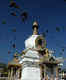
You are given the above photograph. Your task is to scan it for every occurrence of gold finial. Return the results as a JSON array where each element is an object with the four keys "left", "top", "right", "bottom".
[
  {"left": 33, "top": 21, "right": 38, "bottom": 27},
  {"left": 32, "top": 21, "right": 39, "bottom": 35}
]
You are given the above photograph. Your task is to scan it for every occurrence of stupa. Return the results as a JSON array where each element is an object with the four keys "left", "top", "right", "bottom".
[
  {"left": 8, "top": 21, "right": 64, "bottom": 80},
  {"left": 19, "top": 21, "right": 63, "bottom": 80}
]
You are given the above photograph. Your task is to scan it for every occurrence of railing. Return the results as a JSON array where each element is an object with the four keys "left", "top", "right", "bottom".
[{"left": 0, "top": 77, "right": 8, "bottom": 80}]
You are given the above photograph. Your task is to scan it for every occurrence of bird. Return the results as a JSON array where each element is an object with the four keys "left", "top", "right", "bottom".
[
  {"left": 20, "top": 11, "right": 28, "bottom": 22},
  {"left": 64, "top": 0, "right": 66, "bottom": 2},
  {"left": 56, "top": 27, "right": 60, "bottom": 32},
  {"left": 12, "top": 44, "right": 16, "bottom": 48},
  {"left": 42, "top": 32, "right": 46, "bottom": 37},
  {"left": 45, "top": 29, "right": 48, "bottom": 33},
  {"left": 9, "top": 1, "right": 20, "bottom": 9},
  {"left": 62, "top": 48, "right": 64, "bottom": 52},
  {"left": 11, "top": 28, "right": 16, "bottom": 32},
  {"left": 10, "top": 12, "right": 17, "bottom": 16},
  {"left": 9, "top": 1, "right": 16, "bottom": 8},
  {"left": 8, "top": 50, "right": 11, "bottom": 54}
]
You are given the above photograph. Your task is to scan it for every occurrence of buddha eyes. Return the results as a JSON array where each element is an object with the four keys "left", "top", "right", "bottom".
[{"left": 38, "top": 39, "right": 42, "bottom": 46}]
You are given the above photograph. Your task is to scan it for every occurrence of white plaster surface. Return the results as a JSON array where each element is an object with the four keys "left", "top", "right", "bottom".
[
  {"left": 25, "top": 50, "right": 39, "bottom": 58},
  {"left": 19, "top": 50, "right": 40, "bottom": 64},
  {"left": 21, "top": 67, "right": 41, "bottom": 80},
  {"left": 25, "top": 35, "right": 39, "bottom": 49}
]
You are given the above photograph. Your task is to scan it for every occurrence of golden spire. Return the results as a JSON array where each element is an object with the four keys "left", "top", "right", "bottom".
[{"left": 32, "top": 21, "right": 39, "bottom": 35}]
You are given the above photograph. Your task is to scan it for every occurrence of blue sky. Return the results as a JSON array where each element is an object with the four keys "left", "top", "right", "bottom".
[{"left": 0, "top": 0, "right": 66, "bottom": 68}]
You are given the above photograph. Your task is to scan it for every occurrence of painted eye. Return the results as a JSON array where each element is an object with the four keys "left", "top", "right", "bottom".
[{"left": 38, "top": 39, "right": 42, "bottom": 46}]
